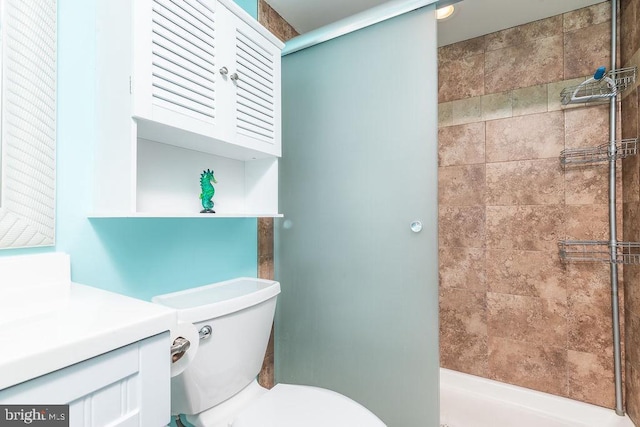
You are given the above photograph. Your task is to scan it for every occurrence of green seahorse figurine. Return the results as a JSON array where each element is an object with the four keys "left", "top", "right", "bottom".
[{"left": 199, "top": 169, "right": 218, "bottom": 213}]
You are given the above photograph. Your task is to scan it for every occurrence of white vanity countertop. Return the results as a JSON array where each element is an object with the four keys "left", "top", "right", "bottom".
[{"left": 0, "top": 282, "right": 175, "bottom": 390}]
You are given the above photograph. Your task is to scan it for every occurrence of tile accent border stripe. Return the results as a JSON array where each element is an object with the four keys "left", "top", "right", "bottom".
[{"left": 438, "top": 77, "right": 599, "bottom": 128}]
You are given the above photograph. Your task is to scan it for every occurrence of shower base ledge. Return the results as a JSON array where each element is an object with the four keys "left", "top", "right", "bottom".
[{"left": 440, "top": 368, "right": 635, "bottom": 427}]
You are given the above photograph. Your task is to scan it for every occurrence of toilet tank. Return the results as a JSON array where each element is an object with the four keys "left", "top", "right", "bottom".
[{"left": 152, "top": 278, "right": 280, "bottom": 415}]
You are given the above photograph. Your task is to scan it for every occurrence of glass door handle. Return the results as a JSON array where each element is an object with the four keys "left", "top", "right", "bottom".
[{"left": 410, "top": 221, "right": 423, "bottom": 233}]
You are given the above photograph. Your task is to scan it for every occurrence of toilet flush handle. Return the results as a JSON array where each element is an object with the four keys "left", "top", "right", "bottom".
[{"left": 199, "top": 325, "right": 212, "bottom": 340}]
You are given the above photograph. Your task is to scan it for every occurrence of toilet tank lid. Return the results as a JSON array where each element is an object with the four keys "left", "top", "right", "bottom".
[
  {"left": 232, "top": 384, "right": 386, "bottom": 427},
  {"left": 151, "top": 278, "right": 280, "bottom": 323}
]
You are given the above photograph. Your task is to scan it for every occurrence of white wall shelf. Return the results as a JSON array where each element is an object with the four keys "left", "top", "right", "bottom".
[{"left": 88, "top": 212, "right": 283, "bottom": 218}]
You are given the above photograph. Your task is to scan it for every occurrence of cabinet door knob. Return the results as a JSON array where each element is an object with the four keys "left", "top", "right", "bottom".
[
  {"left": 219, "top": 66, "right": 228, "bottom": 75},
  {"left": 230, "top": 72, "right": 240, "bottom": 81}
]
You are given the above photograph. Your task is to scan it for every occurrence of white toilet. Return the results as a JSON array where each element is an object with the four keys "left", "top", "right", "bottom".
[{"left": 152, "top": 278, "right": 385, "bottom": 427}]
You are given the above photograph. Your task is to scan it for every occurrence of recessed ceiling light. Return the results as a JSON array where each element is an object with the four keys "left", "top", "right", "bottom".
[{"left": 436, "top": 5, "right": 455, "bottom": 20}]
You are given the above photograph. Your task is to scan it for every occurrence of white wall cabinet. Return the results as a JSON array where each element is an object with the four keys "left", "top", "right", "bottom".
[
  {"left": 0, "top": 333, "right": 170, "bottom": 427},
  {"left": 94, "top": 0, "right": 283, "bottom": 217}
]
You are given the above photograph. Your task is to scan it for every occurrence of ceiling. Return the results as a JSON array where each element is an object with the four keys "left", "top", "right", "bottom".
[{"left": 265, "top": 0, "right": 607, "bottom": 47}]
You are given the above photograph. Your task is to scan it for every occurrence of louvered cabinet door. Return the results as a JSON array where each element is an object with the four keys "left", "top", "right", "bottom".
[
  {"left": 232, "top": 18, "right": 281, "bottom": 157},
  {"left": 134, "top": 0, "right": 222, "bottom": 139}
]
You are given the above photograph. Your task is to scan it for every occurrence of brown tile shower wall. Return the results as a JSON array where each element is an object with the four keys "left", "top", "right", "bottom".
[
  {"left": 438, "top": 2, "right": 625, "bottom": 408},
  {"left": 621, "top": 0, "right": 640, "bottom": 423},
  {"left": 258, "top": 217, "right": 276, "bottom": 388},
  {"left": 257, "top": 1, "right": 298, "bottom": 389},
  {"left": 258, "top": 0, "right": 299, "bottom": 43}
]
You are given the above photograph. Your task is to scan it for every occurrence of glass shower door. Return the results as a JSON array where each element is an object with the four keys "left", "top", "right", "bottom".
[{"left": 275, "top": 5, "right": 439, "bottom": 426}]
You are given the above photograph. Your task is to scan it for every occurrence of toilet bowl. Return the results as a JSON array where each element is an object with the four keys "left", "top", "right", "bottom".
[{"left": 152, "top": 278, "right": 385, "bottom": 427}]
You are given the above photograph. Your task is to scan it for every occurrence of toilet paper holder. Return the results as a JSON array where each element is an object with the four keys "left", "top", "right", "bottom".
[
  {"left": 171, "top": 337, "right": 191, "bottom": 363},
  {"left": 171, "top": 325, "right": 213, "bottom": 363}
]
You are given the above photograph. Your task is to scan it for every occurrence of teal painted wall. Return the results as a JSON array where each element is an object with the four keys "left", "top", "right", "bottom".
[
  {"left": 0, "top": 0, "right": 260, "bottom": 301},
  {"left": 233, "top": 0, "right": 258, "bottom": 18}
]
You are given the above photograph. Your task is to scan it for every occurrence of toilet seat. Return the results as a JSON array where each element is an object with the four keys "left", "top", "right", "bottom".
[{"left": 232, "top": 384, "right": 386, "bottom": 427}]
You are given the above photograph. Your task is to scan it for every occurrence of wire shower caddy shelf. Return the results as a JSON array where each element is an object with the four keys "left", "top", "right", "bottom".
[
  {"left": 559, "top": 240, "right": 640, "bottom": 264},
  {"left": 558, "top": 66, "right": 640, "bottom": 266},
  {"left": 560, "top": 67, "right": 637, "bottom": 105},
  {"left": 560, "top": 138, "right": 639, "bottom": 165}
]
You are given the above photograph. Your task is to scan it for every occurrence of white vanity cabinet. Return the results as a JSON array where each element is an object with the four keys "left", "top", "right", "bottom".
[
  {"left": 0, "top": 333, "right": 170, "bottom": 427},
  {"left": 94, "top": 0, "right": 284, "bottom": 217},
  {"left": 0, "top": 254, "right": 176, "bottom": 426}
]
